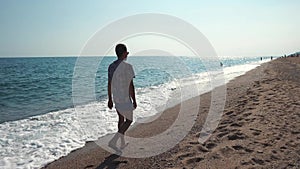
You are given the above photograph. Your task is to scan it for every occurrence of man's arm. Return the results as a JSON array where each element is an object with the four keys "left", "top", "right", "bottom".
[
  {"left": 129, "top": 80, "right": 137, "bottom": 109},
  {"left": 108, "top": 80, "right": 113, "bottom": 109}
]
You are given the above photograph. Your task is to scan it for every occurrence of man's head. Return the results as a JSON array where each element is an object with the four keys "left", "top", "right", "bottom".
[{"left": 115, "top": 44, "right": 128, "bottom": 60}]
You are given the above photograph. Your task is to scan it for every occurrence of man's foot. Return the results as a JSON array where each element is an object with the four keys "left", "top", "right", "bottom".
[
  {"left": 108, "top": 139, "right": 117, "bottom": 148},
  {"left": 108, "top": 133, "right": 120, "bottom": 151},
  {"left": 108, "top": 140, "right": 122, "bottom": 153},
  {"left": 119, "top": 134, "right": 128, "bottom": 149}
]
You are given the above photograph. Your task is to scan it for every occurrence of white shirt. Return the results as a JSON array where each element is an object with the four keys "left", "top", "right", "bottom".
[{"left": 109, "top": 60, "right": 135, "bottom": 111}]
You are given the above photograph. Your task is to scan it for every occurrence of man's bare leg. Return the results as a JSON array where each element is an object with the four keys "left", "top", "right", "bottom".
[
  {"left": 119, "top": 118, "right": 132, "bottom": 148},
  {"left": 117, "top": 111, "right": 125, "bottom": 131},
  {"left": 109, "top": 111, "right": 125, "bottom": 149},
  {"left": 109, "top": 111, "right": 132, "bottom": 149},
  {"left": 118, "top": 119, "right": 132, "bottom": 134}
]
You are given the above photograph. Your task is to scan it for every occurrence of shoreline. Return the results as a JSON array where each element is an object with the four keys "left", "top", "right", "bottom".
[{"left": 43, "top": 57, "right": 300, "bottom": 169}]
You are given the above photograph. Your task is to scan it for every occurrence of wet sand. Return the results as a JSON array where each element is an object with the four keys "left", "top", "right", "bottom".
[{"left": 43, "top": 57, "right": 300, "bottom": 169}]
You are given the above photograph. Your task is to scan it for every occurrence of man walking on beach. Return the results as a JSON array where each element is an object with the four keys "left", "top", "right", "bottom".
[{"left": 107, "top": 44, "right": 137, "bottom": 150}]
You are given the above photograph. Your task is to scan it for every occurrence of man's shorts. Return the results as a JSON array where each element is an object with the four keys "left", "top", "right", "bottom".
[
  {"left": 115, "top": 102, "right": 134, "bottom": 121},
  {"left": 116, "top": 109, "right": 133, "bottom": 121}
]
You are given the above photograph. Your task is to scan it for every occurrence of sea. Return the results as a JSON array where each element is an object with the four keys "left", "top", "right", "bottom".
[{"left": 0, "top": 56, "right": 270, "bottom": 168}]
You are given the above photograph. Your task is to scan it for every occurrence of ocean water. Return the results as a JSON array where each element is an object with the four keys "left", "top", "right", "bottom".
[{"left": 0, "top": 56, "right": 269, "bottom": 168}]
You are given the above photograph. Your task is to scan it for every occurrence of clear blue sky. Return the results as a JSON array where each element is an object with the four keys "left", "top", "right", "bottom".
[{"left": 0, "top": 0, "right": 299, "bottom": 57}]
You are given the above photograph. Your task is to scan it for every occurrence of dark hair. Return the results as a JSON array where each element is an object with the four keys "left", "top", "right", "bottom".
[{"left": 115, "top": 44, "right": 127, "bottom": 58}]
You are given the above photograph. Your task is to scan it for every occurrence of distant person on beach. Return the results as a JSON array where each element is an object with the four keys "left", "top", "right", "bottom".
[{"left": 107, "top": 44, "right": 137, "bottom": 150}]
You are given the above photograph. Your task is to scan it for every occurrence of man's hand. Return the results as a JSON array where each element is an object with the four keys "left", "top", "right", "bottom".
[
  {"left": 133, "top": 101, "right": 137, "bottom": 109},
  {"left": 108, "top": 99, "right": 113, "bottom": 109}
]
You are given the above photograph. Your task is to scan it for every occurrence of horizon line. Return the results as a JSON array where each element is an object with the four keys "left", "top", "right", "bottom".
[{"left": 0, "top": 54, "right": 285, "bottom": 59}]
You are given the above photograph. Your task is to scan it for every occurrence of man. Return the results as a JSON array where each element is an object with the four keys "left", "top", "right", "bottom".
[{"left": 107, "top": 44, "right": 137, "bottom": 149}]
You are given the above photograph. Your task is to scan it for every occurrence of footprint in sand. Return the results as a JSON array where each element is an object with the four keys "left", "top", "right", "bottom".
[
  {"left": 204, "top": 142, "right": 217, "bottom": 149},
  {"left": 220, "top": 119, "right": 234, "bottom": 126},
  {"left": 176, "top": 153, "right": 195, "bottom": 160},
  {"left": 240, "top": 160, "right": 254, "bottom": 166},
  {"left": 217, "top": 125, "right": 228, "bottom": 130},
  {"left": 270, "top": 154, "right": 280, "bottom": 161},
  {"left": 177, "top": 153, "right": 204, "bottom": 165},
  {"left": 227, "top": 132, "right": 247, "bottom": 140},
  {"left": 250, "top": 128, "right": 262, "bottom": 136},
  {"left": 220, "top": 146, "right": 234, "bottom": 157},
  {"left": 225, "top": 111, "right": 234, "bottom": 116},
  {"left": 242, "top": 112, "right": 252, "bottom": 117},
  {"left": 217, "top": 131, "right": 229, "bottom": 138},
  {"left": 182, "top": 157, "right": 204, "bottom": 165},
  {"left": 261, "top": 142, "right": 272, "bottom": 148},
  {"left": 252, "top": 157, "right": 265, "bottom": 165},
  {"left": 230, "top": 122, "right": 244, "bottom": 127},
  {"left": 245, "top": 117, "right": 256, "bottom": 122},
  {"left": 197, "top": 145, "right": 209, "bottom": 153},
  {"left": 232, "top": 145, "right": 254, "bottom": 153},
  {"left": 188, "top": 141, "right": 199, "bottom": 145}
]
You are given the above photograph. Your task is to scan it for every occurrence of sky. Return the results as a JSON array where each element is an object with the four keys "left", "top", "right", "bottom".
[{"left": 0, "top": 0, "right": 299, "bottom": 57}]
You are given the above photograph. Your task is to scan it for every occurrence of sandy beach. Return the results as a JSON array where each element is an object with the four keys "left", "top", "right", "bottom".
[{"left": 43, "top": 57, "right": 300, "bottom": 169}]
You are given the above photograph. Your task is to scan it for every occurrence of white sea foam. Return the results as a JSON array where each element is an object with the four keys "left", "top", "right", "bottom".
[{"left": 0, "top": 60, "right": 267, "bottom": 169}]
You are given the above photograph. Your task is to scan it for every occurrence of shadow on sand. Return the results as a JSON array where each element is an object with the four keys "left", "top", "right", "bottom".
[{"left": 94, "top": 154, "right": 128, "bottom": 169}]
